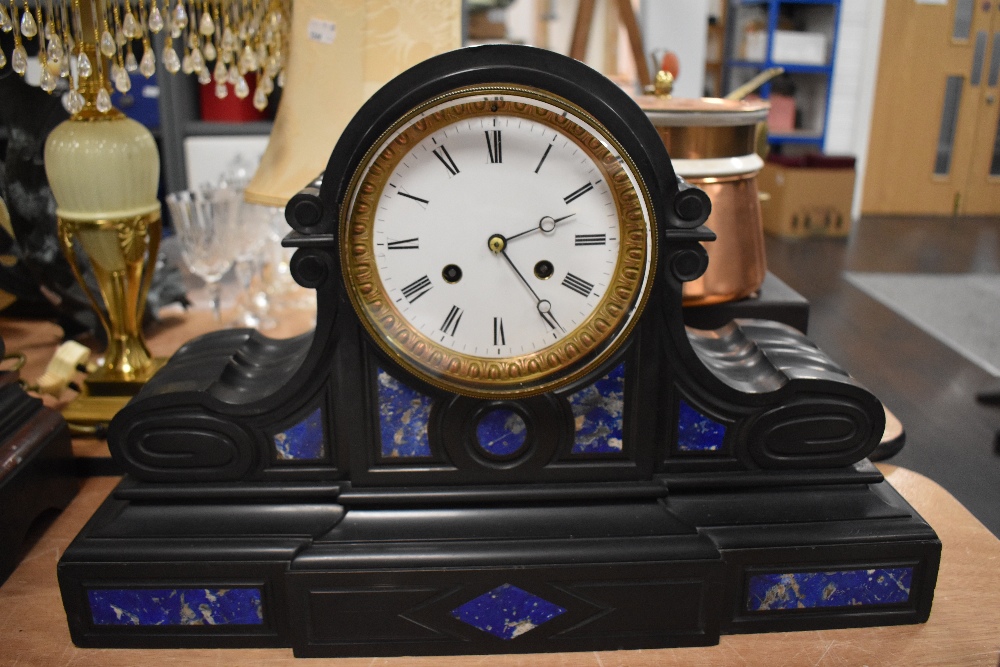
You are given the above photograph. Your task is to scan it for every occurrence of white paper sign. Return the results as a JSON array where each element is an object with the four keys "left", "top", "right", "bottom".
[
  {"left": 307, "top": 18, "right": 336, "bottom": 44},
  {"left": 914, "top": 0, "right": 947, "bottom": 5}
]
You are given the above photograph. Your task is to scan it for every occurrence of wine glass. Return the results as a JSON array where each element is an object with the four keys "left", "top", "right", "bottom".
[
  {"left": 166, "top": 188, "right": 239, "bottom": 322},
  {"left": 228, "top": 202, "right": 276, "bottom": 328}
]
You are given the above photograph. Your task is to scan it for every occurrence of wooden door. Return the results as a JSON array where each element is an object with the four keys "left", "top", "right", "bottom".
[
  {"left": 964, "top": 9, "right": 1000, "bottom": 214},
  {"left": 863, "top": 0, "right": 998, "bottom": 215}
]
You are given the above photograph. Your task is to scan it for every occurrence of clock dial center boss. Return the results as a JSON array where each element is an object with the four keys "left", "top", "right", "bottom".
[{"left": 342, "top": 86, "right": 656, "bottom": 397}]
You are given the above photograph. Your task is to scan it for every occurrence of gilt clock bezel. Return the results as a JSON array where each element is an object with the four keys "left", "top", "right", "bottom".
[{"left": 340, "top": 83, "right": 658, "bottom": 399}]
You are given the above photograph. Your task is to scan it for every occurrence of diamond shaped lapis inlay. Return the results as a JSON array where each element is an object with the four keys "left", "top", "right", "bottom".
[{"left": 451, "top": 584, "right": 566, "bottom": 640}]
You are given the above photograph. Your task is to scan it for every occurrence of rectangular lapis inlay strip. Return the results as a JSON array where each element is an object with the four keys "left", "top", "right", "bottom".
[
  {"left": 569, "top": 363, "right": 625, "bottom": 454},
  {"left": 378, "top": 369, "right": 433, "bottom": 458},
  {"left": 88, "top": 588, "right": 264, "bottom": 626},
  {"left": 746, "top": 568, "right": 913, "bottom": 612}
]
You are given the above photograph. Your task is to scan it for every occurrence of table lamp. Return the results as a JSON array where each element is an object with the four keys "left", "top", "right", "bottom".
[
  {"left": 42, "top": 2, "right": 164, "bottom": 425},
  {"left": 8, "top": 0, "right": 289, "bottom": 424}
]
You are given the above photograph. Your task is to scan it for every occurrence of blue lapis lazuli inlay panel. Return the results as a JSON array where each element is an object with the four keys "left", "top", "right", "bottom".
[
  {"left": 451, "top": 584, "right": 566, "bottom": 640},
  {"left": 378, "top": 369, "right": 432, "bottom": 458},
  {"left": 568, "top": 363, "right": 625, "bottom": 454},
  {"left": 476, "top": 409, "right": 528, "bottom": 457},
  {"left": 88, "top": 588, "right": 264, "bottom": 626},
  {"left": 676, "top": 399, "right": 726, "bottom": 452},
  {"left": 746, "top": 567, "right": 914, "bottom": 611},
  {"left": 274, "top": 407, "right": 325, "bottom": 460}
]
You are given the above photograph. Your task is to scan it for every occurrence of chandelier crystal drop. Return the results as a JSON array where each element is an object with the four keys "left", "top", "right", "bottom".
[
  {"left": 147, "top": 5, "right": 163, "bottom": 33},
  {"left": 40, "top": 67, "right": 57, "bottom": 92},
  {"left": 46, "top": 35, "right": 63, "bottom": 64},
  {"left": 162, "top": 43, "right": 181, "bottom": 73},
  {"left": 1, "top": 0, "right": 289, "bottom": 114},
  {"left": 115, "top": 66, "right": 132, "bottom": 93},
  {"left": 66, "top": 89, "right": 85, "bottom": 114},
  {"left": 12, "top": 45, "right": 27, "bottom": 74},
  {"left": 252, "top": 85, "right": 267, "bottom": 111},
  {"left": 199, "top": 11, "right": 214, "bottom": 36},
  {"left": 190, "top": 46, "right": 204, "bottom": 73},
  {"left": 233, "top": 74, "right": 250, "bottom": 99},
  {"left": 99, "top": 30, "right": 116, "bottom": 57},
  {"left": 122, "top": 11, "right": 139, "bottom": 39},
  {"left": 95, "top": 87, "right": 112, "bottom": 113},
  {"left": 19, "top": 8, "right": 36, "bottom": 39},
  {"left": 171, "top": 1, "right": 187, "bottom": 30},
  {"left": 139, "top": 48, "right": 155, "bottom": 77},
  {"left": 0, "top": 4, "right": 12, "bottom": 32},
  {"left": 77, "top": 51, "right": 93, "bottom": 78}
]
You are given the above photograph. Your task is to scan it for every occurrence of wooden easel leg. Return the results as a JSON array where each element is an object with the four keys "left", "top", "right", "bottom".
[
  {"left": 569, "top": 0, "right": 596, "bottom": 61},
  {"left": 569, "top": 0, "right": 651, "bottom": 89},
  {"left": 613, "top": 0, "right": 651, "bottom": 88}
]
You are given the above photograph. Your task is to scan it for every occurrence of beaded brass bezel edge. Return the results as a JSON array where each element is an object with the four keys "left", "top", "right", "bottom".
[{"left": 341, "top": 84, "right": 657, "bottom": 398}]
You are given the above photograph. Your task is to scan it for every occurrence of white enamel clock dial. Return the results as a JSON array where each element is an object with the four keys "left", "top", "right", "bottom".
[{"left": 342, "top": 86, "right": 656, "bottom": 397}]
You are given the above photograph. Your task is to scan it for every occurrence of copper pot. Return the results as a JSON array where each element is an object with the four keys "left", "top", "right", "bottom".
[{"left": 636, "top": 95, "right": 770, "bottom": 306}]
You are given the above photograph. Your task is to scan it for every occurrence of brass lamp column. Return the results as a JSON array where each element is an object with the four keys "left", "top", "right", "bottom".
[{"left": 43, "top": 2, "right": 165, "bottom": 425}]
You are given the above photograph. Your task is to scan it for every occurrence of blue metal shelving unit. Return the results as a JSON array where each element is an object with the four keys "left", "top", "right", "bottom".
[{"left": 724, "top": 0, "right": 841, "bottom": 150}]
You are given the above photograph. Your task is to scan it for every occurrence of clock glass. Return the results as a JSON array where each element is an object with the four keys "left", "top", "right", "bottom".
[{"left": 342, "top": 85, "right": 656, "bottom": 398}]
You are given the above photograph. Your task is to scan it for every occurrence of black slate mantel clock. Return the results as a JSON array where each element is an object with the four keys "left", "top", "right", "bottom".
[{"left": 58, "top": 45, "right": 939, "bottom": 657}]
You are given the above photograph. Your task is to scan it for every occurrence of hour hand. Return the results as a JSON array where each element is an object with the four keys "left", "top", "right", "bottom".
[
  {"left": 504, "top": 213, "right": 575, "bottom": 242},
  {"left": 489, "top": 234, "right": 565, "bottom": 333}
]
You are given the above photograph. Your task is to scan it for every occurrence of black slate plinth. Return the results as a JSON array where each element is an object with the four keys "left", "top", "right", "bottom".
[
  {"left": 58, "top": 462, "right": 938, "bottom": 657},
  {"left": 683, "top": 273, "right": 810, "bottom": 333}
]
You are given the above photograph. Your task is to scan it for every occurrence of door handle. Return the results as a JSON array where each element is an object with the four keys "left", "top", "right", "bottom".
[{"left": 971, "top": 30, "right": 988, "bottom": 85}]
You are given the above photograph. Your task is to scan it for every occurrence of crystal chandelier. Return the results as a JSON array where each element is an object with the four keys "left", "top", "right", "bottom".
[{"left": 0, "top": 0, "right": 290, "bottom": 114}]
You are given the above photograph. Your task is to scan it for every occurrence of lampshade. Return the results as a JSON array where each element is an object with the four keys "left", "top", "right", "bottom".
[{"left": 243, "top": 0, "right": 462, "bottom": 207}]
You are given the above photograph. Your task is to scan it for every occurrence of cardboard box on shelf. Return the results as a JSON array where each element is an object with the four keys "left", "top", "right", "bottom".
[
  {"left": 742, "top": 29, "right": 767, "bottom": 61},
  {"left": 758, "top": 155, "right": 856, "bottom": 238},
  {"left": 772, "top": 30, "right": 828, "bottom": 65}
]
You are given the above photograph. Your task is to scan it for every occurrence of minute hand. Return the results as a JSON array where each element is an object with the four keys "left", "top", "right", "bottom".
[
  {"left": 505, "top": 213, "right": 576, "bottom": 243},
  {"left": 499, "top": 248, "right": 565, "bottom": 332}
]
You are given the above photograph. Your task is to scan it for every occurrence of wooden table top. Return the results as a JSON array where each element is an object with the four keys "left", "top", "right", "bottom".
[
  {"left": 2, "top": 309, "right": 1000, "bottom": 665},
  {"left": 1, "top": 465, "right": 998, "bottom": 667}
]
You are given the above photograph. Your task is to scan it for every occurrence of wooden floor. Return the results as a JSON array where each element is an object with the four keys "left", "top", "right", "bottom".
[{"left": 764, "top": 216, "right": 1000, "bottom": 537}]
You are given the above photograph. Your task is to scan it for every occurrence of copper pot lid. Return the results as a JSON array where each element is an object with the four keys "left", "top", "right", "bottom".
[{"left": 634, "top": 95, "right": 769, "bottom": 127}]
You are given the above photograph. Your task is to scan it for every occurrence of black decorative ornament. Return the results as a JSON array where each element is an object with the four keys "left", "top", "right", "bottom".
[
  {"left": 0, "top": 334, "right": 78, "bottom": 586},
  {"left": 58, "top": 46, "right": 939, "bottom": 657}
]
